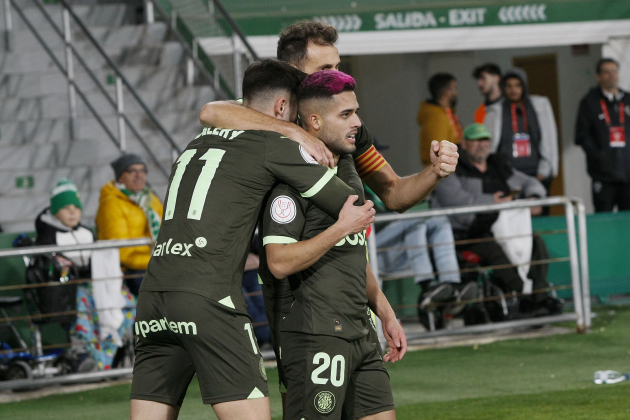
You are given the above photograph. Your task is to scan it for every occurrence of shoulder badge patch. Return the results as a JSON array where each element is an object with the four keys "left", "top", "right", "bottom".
[
  {"left": 299, "top": 145, "right": 318, "bottom": 164},
  {"left": 314, "top": 390, "right": 336, "bottom": 414},
  {"left": 271, "top": 195, "right": 297, "bottom": 224}
]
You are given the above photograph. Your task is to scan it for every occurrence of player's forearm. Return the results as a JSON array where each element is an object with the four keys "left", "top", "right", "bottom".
[
  {"left": 199, "top": 100, "right": 297, "bottom": 137},
  {"left": 366, "top": 263, "right": 396, "bottom": 323},
  {"left": 369, "top": 167, "right": 440, "bottom": 213},
  {"left": 266, "top": 224, "right": 348, "bottom": 279}
]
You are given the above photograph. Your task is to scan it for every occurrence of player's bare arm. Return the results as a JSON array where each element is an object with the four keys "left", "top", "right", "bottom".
[
  {"left": 266, "top": 195, "right": 375, "bottom": 279},
  {"left": 366, "top": 263, "right": 407, "bottom": 363},
  {"left": 200, "top": 100, "right": 334, "bottom": 168},
  {"left": 365, "top": 140, "right": 459, "bottom": 212}
]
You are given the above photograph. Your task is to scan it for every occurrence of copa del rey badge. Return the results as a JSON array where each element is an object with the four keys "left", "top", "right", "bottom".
[{"left": 271, "top": 195, "right": 297, "bottom": 224}]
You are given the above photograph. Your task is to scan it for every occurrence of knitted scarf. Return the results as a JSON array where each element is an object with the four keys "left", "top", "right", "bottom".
[{"left": 116, "top": 183, "right": 161, "bottom": 242}]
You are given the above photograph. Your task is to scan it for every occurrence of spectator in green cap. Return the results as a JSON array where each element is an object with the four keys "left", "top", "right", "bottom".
[{"left": 431, "top": 123, "right": 563, "bottom": 318}]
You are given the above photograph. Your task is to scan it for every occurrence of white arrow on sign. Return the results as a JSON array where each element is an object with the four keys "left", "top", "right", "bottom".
[
  {"left": 498, "top": 4, "right": 546, "bottom": 23},
  {"left": 314, "top": 14, "right": 362, "bottom": 31}
]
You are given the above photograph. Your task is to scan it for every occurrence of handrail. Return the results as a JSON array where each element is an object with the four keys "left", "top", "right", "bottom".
[
  {"left": 8, "top": 0, "right": 177, "bottom": 181},
  {"left": 56, "top": 0, "right": 182, "bottom": 156},
  {"left": 147, "top": 0, "right": 232, "bottom": 97},
  {"left": 151, "top": 0, "right": 259, "bottom": 99},
  {"left": 21, "top": 0, "right": 171, "bottom": 180},
  {"left": 367, "top": 196, "right": 590, "bottom": 335},
  {"left": 373, "top": 196, "right": 571, "bottom": 223},
  {"left": 209, "top": 0, "right": 259, "bottom": 61},
  {"left": 0, "top": 238, "right": 152, "bottom": 259}
]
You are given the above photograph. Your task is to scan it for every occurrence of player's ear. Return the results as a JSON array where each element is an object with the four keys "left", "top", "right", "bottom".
[
  {"left": 310, "top": 113, "right": 322, "bottom": 131},
  {"left": 274, "top": 97, "right": 288, "bottom": 119}
]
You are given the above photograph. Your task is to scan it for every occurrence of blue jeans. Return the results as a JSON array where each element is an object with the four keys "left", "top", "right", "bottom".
[
  {"left": 242, "top": 270, "right": 271, "bottom": 344},
  {"left": 375, "top": 216, "right": 460, "bottom": 284}
]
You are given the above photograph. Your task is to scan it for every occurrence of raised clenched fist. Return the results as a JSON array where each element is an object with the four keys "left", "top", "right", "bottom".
[{"left": 430, "top": 140, "right": 458, "bottom": 178}]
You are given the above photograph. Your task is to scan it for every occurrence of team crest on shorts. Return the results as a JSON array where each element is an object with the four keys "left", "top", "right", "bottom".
[
  {"left": 259, "top": 357, "right": 267, "bottom": 381},
  {"left": 299, "top": 145, "right": 318, "bottom": 164},
  {"left": 314, "top": 390, "right": 336, "bottom": 414},
  {"left": 271, "top": 196, "right": 296, "bottom": 224}
]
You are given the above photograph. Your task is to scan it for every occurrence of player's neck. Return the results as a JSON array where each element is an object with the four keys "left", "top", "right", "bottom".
[{"left": 333, "top": 154, "right": 340, "bottom": 167}]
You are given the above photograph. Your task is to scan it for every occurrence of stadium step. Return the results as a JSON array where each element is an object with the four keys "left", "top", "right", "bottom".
[{"left": 0, "top": 0, "right": 215, "bottom": 232}]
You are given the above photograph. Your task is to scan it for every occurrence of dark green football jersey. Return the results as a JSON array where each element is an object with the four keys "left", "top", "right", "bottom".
[
  {"left": 259, "top": 155, "right": 370, "bottom": 341},
  {"left": 352, "top": 121, "right": 374, "bottom": 159},
  {"left": 141, "top": 128, "right": 358, "bottom": 311}
]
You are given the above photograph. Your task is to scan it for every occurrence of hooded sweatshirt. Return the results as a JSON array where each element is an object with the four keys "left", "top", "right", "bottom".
[
  {"left": 35, "top": 208, "right": 94, "bottom": 276},
  {"left": 417, "top": 101, "right": 462, "bottom": 167},
  {"left": 482, "top": 68, "right": 558, "bottom": 179}
]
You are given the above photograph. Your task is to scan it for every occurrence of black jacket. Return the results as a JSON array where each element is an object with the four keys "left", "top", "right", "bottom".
[
  {"left": 575, "top": 87, "right": 630, "bottom": 182},
  {"left": 35, "top": 208, "right": 94, "bottom": 277}
]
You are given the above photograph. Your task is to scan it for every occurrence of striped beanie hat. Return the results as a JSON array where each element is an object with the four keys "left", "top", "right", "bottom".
[{"left": 50, "top": 178, "right": 82, "bottom": 215}]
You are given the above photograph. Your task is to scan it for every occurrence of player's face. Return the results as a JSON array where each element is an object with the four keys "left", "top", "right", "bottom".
[
  {"left": 118, "top": 163, "right": 147, "bottom": 193},
  {"left": 597, "top": 62, "right": 619, "bottom": 92},
  {"left": 477, "top": 72, "right": 499, "bottom": 95},
  {"left": 55, "top": 204, "right": 81, "bottom": 228},
  {"left": 318, "top": 91, "right": 361, "bottom": 155},
  {"left": 301, "top": 43, "right": 341, "bottom": 75},
  {"left": 463, "top": 138, "right": 491, "bottom": 163},
  {"left": 504, "top": 78, "right": 524, "bottom": 103}
]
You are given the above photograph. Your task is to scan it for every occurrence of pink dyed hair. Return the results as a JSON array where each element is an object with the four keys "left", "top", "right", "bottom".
[{"left": 297, "top": 70, "right": 356, "bottom": 101}]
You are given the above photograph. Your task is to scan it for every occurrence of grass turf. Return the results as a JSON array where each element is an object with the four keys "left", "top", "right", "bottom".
[{"left": 2, "top": 305, "right": 630, "bottom": 420}]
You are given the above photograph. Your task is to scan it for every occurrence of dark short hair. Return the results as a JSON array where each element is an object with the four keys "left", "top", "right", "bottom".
[
  {"left": 596, "top": 58, "right": 619, "bottom": 74},
  {"left": 472, "top": 63, "right": 501, "bottom": 79},
  {"left": 428, "top": 73, "right": 456, "bottom": 100},
  {"left": 297, "top": 70, "right": 356, "bottom": 103},
  {"left": 242, "top": 59, "right": 306, "bottom": 103},
  {"left": 277, "top": 20, "right": 338, "bottom": 68}
]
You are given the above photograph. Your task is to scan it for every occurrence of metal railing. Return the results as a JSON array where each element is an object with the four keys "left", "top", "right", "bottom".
[
  {"left": 0, "top": 237, "right": 272, "bottom": 391},
  {"left": 3, "top": 0, "right": 183, "bottom": 181},
  {"left": 147, "top": 0, "right": 258, "bottom": 99},
  {"left": 367, "top": 196, "right": 592, "bottom": 342},
  {"left": 0, "top": 197, "right": 592, "bottom": 390}
]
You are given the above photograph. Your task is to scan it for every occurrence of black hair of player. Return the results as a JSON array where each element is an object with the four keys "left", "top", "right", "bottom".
[
  {"left": 242, "top": 59, "right": 307, "bottom": 103},
  {"left": 596, "top": 58, "right": 619, "bottom": 74},
  {"left": 428, "top": 73, "right": 456, "bottom": 101},
  {"left": 277, "top": 20, "right": 338, "bottom": 68},
  {"left": 472, "top": 63, "right": 501, "bottom": 79}
]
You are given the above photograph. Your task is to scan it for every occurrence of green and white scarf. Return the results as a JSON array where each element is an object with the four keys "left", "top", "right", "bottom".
[{"left": 116, "top": 183, "right": 161, "bottom": 242}]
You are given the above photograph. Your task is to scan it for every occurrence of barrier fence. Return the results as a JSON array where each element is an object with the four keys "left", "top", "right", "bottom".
[
  {"left": 0, "top": 196, "right": 591, "bottom": 390},
  {"left": 368, "top": 196, "right": 591, "bottom": 342}
]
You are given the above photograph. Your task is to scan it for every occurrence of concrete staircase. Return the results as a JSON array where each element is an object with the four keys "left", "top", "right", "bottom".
[{"left": 0, "top": 0, "right": 216, "bottom": 233}]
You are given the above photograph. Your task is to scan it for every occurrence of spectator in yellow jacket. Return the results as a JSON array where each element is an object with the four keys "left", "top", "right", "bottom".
[
  {"left": 417, "top": 73, "right": 463, "bottom": 167},
  {"left": 95, "top": 154, "right": 163, "bottom": 295}
]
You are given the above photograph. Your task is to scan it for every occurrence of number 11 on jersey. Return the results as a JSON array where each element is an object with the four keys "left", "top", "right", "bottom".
[{"left": 164, "top": 148, "right": 226, "bottom": 221}]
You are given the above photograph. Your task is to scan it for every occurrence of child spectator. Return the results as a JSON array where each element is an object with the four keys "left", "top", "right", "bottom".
[{"left": 35, "top": 178, "right": 136, "bottom": 371}]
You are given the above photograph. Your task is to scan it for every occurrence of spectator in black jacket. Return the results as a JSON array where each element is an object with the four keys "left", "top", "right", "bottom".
[
  {"left": 576, "top": 58, "right": 630, "bottom": 212},
  {"left": 35, "top": 178, "right": 93, "bottom": 277}
]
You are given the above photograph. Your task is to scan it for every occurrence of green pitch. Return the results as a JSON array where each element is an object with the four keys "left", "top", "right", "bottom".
[{"left": 2, "top": 306, "right": 630, "bottom": 420}]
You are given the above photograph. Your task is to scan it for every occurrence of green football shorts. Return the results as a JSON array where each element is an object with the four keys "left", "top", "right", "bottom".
[{"left": 131, "top": 291, "right": 268, "bottom": 406}]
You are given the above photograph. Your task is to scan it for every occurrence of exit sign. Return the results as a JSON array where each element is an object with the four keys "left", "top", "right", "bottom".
[{"left": 16, "top": 176, "right": 34, "bottom": 189}]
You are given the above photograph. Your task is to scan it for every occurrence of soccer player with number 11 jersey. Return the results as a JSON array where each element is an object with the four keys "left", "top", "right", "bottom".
[{"left": 130, "top": 60, "right": 376, "bottom": 420}]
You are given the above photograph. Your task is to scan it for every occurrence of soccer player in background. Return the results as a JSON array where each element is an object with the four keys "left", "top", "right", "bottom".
[
  {"left": 129, "top": 59, "right": 376, "bottom": 420},
  {"left": 261, "top": 70, "right": 398, "bottom": 420},
  {"left": 200, "top": 21, "right": 458, "bottom": 209}
]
